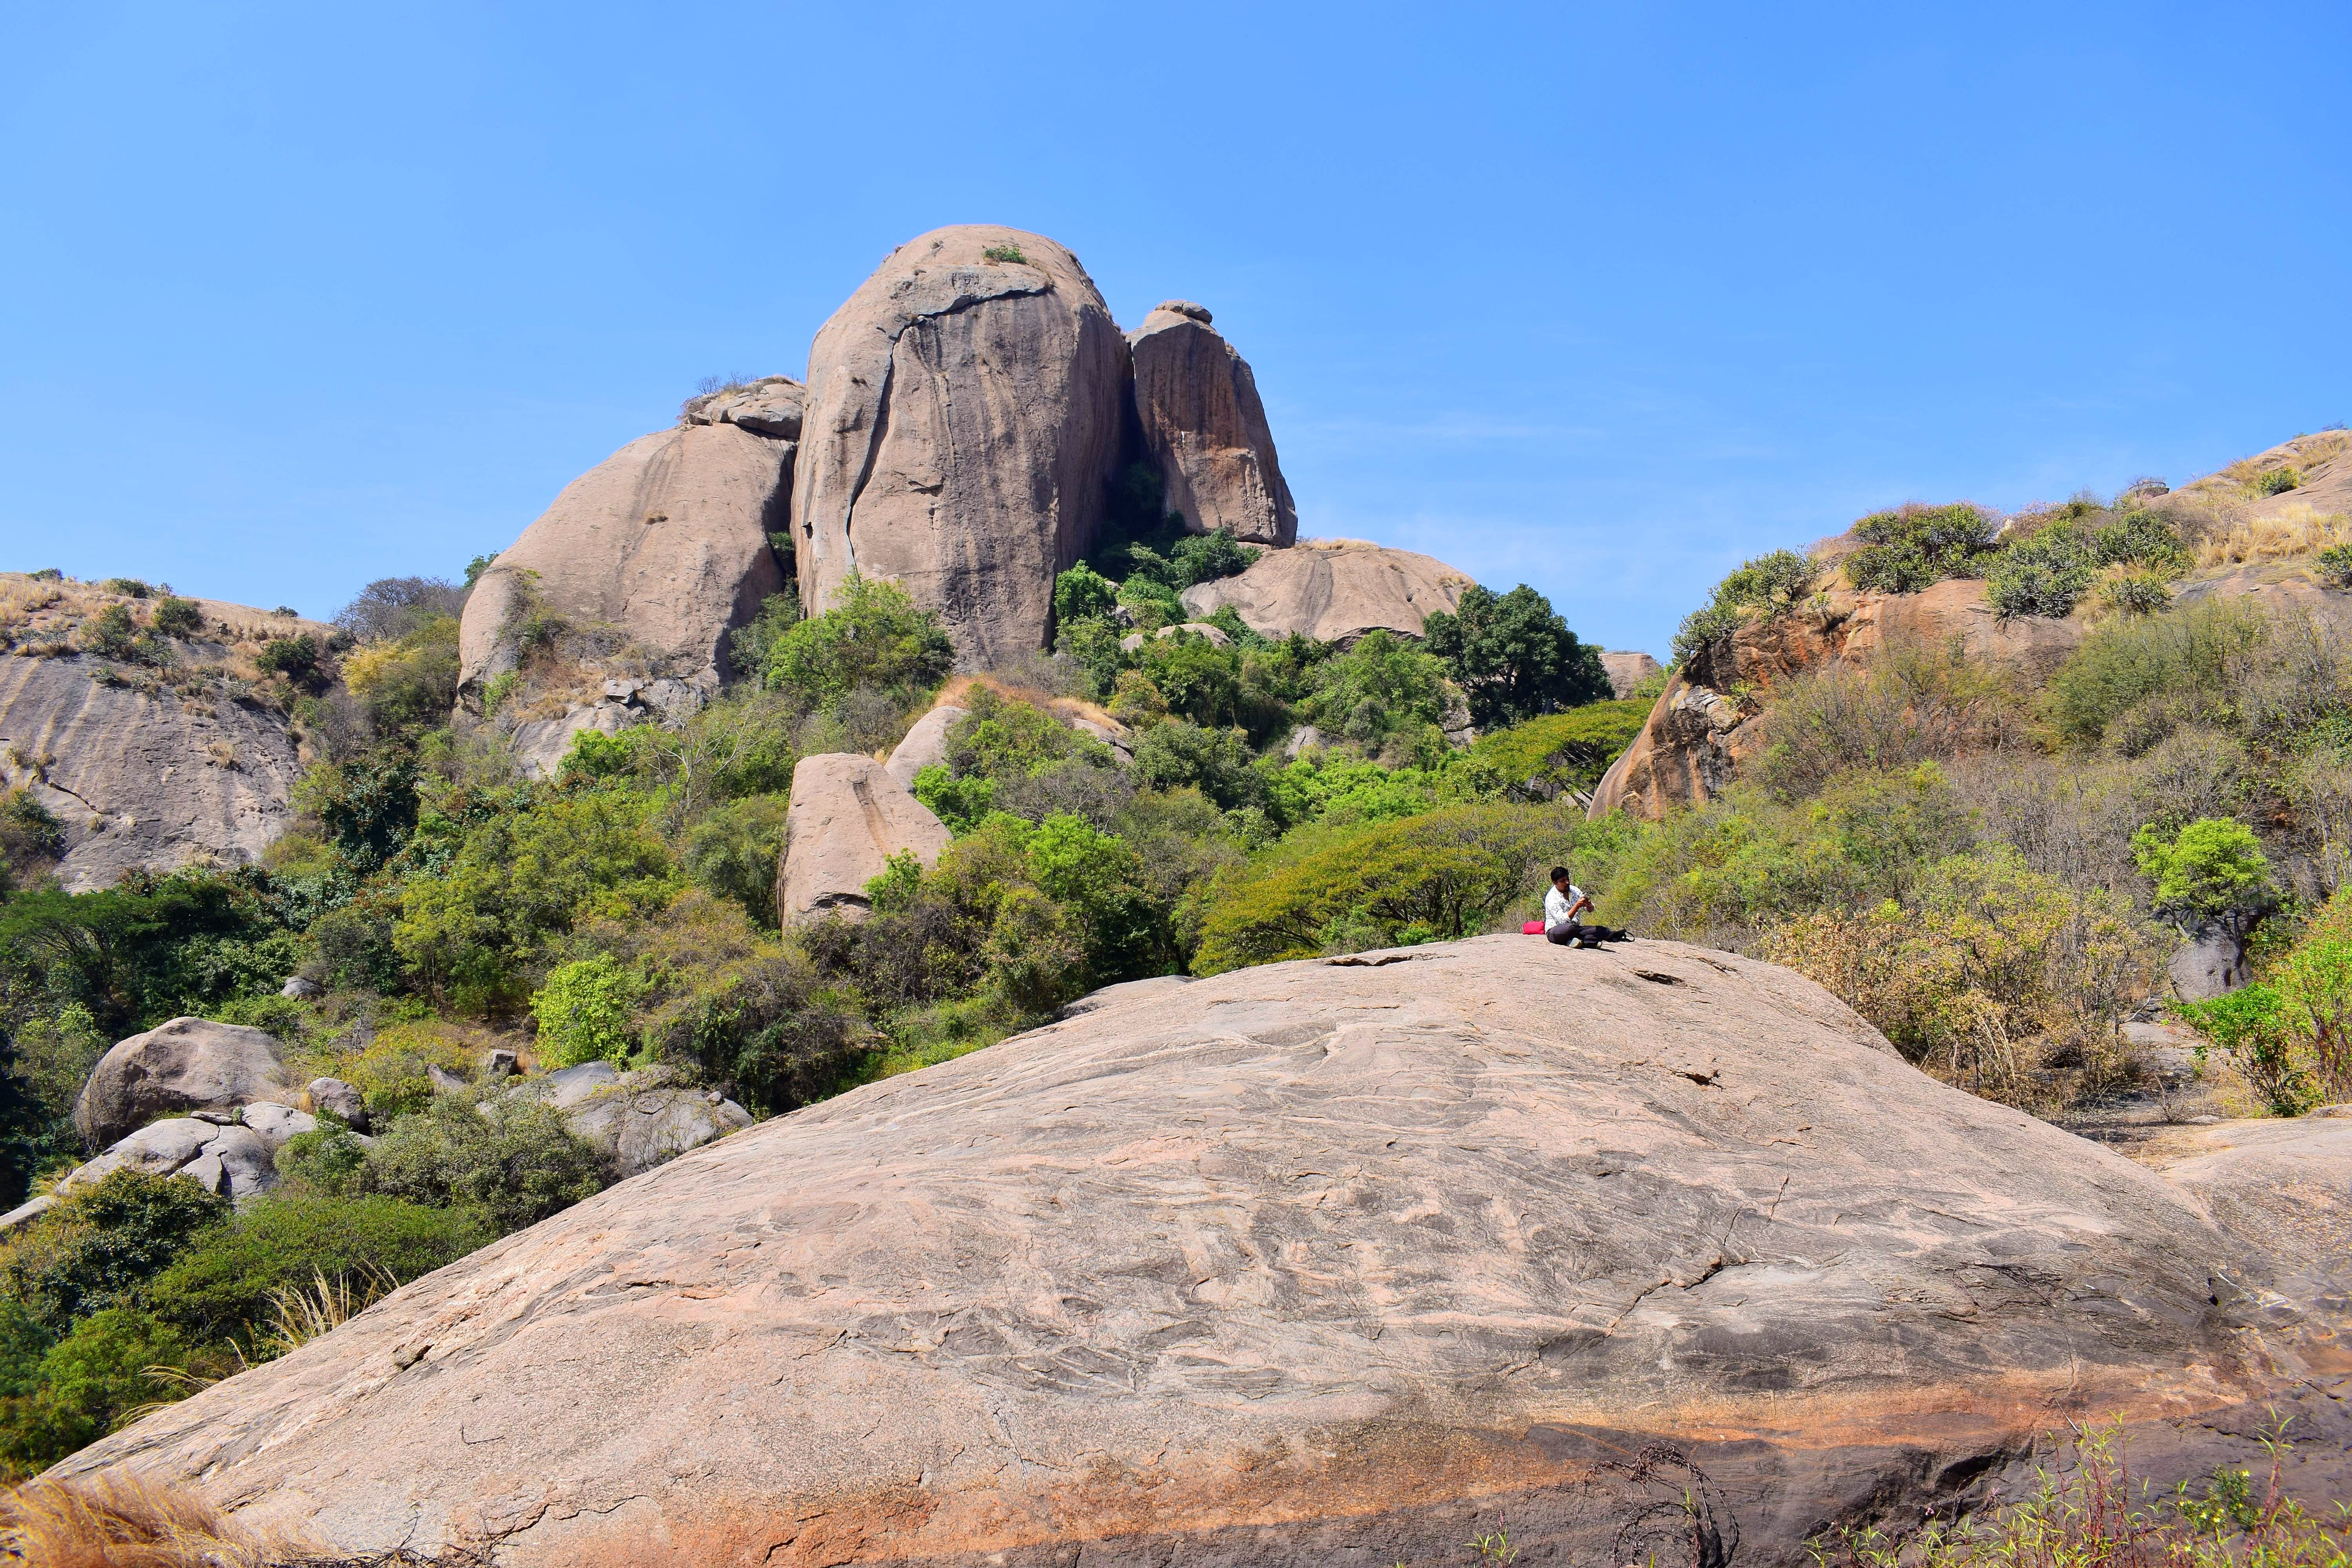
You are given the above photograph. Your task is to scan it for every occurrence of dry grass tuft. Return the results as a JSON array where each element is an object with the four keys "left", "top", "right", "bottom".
[
  {"left": 0, "top": 1470, "right": 318, "bottom": 1567},
  {"left": 2194, "top": 506, "right": 2352, "bottom": 570}
]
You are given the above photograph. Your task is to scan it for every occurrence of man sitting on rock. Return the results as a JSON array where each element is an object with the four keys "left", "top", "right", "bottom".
[{"left": 1544, "top": 865, "right": 1626, "bottom": 948}]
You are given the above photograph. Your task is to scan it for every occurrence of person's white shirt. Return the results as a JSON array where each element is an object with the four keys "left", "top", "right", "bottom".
[{"left": 1544, "top": 884, "right": 1586, "bottom": 933}]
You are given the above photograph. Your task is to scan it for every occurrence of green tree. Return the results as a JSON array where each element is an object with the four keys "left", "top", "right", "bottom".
[
  {"left": 531, "top": 953, "right": 650, "bottom": 1065},
  {"left": 765, "top": 574, "right": 953, "bottom": 711},
  {"left": 1422, "top": 585, "right": 1607, "bottom": 730},
  {"left": 1052, "top": 563, "right": 1119, "bottom": 627},
  {"left": 1301, "top": 630, "right": 1453, "bottom": 745},
  {"left": 0, "top": 1307, "right": 192, "bottom": 1468},
  {"left": 2131, "top": 818, "right": 2274, "bottom": 926},
  {"left": 0, "top": 1170, "right": 228, "bottom": 1334}
]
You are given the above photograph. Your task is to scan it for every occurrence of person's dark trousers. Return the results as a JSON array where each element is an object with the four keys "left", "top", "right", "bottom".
[{"left": 1546, "top": 922, "right": 1601, "bottom": 948}]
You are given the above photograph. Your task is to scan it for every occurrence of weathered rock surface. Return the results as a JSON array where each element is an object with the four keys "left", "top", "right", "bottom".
[
  {"left": 1180, "top": 537, "right": 1473, "bottom": 645},
  {"left": 1599, "top": 650, "right": 1661, "bottom": 699},
  {"left": 777, "top": 753, "right": 952, "bottom": 922},
  {"left": 793, "top": 225, "right": 1127, "bottom": 669},
  {"left": 882, "top": 703, "right": 969, "bottom": 791},
  {"left": 67, "top": 937, "right": 2346, "bottom": 1563},
  {"left": 2169, "top": 913, "right": 2258, "bottom": 1000},
  {"left": 1126, "top": 301, "right": 1296, "bottom": 546},
  {"left": 0, "top": 1103, "right": 323, "bottom": 1230},
  {"left": 459, "top": 415, "right": 795, "bottom": 714},
  {"left": 1118, "top": 621, "right": 1230, "bottom": 652},
  {"left": 306, "top": 1078, "right": 369, "bottom": 1132},
  {"left": 512, "top": 1061, "right": 753, "bottom": 1180},
  {"left": 73, "top": 1017, "right": 297, "bottom": 1150},
  {"left": 0, "top": 651, "right": 307, "bottom": 893},
  {"left": 2158, "top": 430, "right": 2352, "bottom": 531},
  {"left": 681, "top": 377, "right": 806, "bottom": 442}
]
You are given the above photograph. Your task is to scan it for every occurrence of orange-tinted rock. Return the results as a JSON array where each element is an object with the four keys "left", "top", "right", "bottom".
[{"left": 1126, "top": 301, "right": 1296, "bottom": 546}]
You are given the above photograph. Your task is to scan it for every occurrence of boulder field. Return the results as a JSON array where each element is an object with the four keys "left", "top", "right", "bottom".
[{"left": 60, "top": 936, "right": 2348, "bottom": 1565}]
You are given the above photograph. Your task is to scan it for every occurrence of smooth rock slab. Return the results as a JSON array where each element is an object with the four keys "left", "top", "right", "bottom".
[
  {"left": 1126, "top": 300, "right": 1296, "bottom": 546},
  {"left": 62, "top": 936, "right": 2345, "bottom": 1564},
  {"left": 882, "top": 703, "right": 969, "bottom": 791},
  {"left": 1181, "top": 537, "right": 1473, "bottom": 645}
]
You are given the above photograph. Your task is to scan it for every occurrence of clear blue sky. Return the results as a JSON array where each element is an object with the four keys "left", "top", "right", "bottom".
[{"left": 4, "top": 2, "right": 2345, "bottom": 657}]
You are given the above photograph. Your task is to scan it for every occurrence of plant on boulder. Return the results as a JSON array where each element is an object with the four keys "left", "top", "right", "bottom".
[
  {"left": 1843, "top": 503, "right": 1997, "bottom": 594},
  {"left": 1671, "top": 550, "right": 1816, "bottom": 666}
]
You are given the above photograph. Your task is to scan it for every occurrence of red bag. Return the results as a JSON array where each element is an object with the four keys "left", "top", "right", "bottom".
[{"left": 1522, "top": 920, "right": 1546, "bottom": 936}]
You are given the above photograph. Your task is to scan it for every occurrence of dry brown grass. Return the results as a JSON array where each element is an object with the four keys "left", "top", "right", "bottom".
[
  {"left": 2192, "top": 505, "right": 2352, "bottom": 570},
  {"left": 0, "top": 1470, "right": 327, "bottom": 1567}
]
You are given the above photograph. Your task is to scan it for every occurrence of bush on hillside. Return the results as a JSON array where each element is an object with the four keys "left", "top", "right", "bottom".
[
  {"left": 339, "top": 613, "right": 461, "bottom": 739},
  {"left": 531, "top": 952, "right": 651, "bottom": 1065},
  {"left": 1842, "top": 503, "right": 1996, "bottom": 594},
  {"left": 0, "top": 1171, "right": 228, "bottom": 1336},
  {"left": 149, "top": 596, "right": 204, "bottom": 638},
  {"left": 356, "top": 1094, "right": 608, "bottom": 1235},
  {"left": 1671, "top": 550, "right": 1815, "bottom": 666},
  {"left": 2130, "top": 818, "right": 2274, "bottom": 927},
  {"left": 1296, "top": 630, "right": 1453, "bottom": 751},
  {"left": 1466, "top": 702, "right": 1649, "bottom": 801},
  {"left": 1421, "top": 584, "right": 1608, "bottom": 730},
  {"left": 2045, "top": 597, "right": 2266, "bottom": 746},
  {"left": 0, "top": 1306, "right": 194, "bottom": 1469},
  {"left": 764, "top": 574, "right": 953, "bottom": 714},
  {"left": 2252, "top": 466, "right": 2300, "bottom": 496},
  {"left": 1985, "top": 520, "right": 2098, "bottom": 622},
  {"left": 1757, "top": 640, "right": 2022, "bottom": 799}
]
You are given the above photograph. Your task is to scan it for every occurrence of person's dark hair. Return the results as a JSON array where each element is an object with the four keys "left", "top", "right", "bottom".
[{"left": 1550, "top": 866, "right": 1571, "bottom": 884}]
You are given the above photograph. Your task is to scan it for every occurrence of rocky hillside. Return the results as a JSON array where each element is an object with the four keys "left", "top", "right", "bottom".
[
  {"left": 0, "top": 575, "right": 337, "bottom": 891},
  {"left": 58, "top": 937, "right": 2350, "bottom": 1562}
]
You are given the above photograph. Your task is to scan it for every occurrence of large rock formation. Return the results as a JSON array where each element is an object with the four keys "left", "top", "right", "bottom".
[
  {"left": 777, "top": 753, "right": 952, "bottom": 922},
  {"left": 793, "top": 226, "right": 1127, "bottom": 669},
  {"left": 0, "top": 579, "right": 334, "bottom": 891},
  {"left": 1598, "top": 650, "right": 1661, "bottom": 699},
  {"left": 1126, "top": 301, "right": 1296, "bottom": 546},
  {"left": 459, "top": 405, "right": 798, "bottom": 726},
  {"left": 64, "top": 937, "right": 2345, "bottom": 1563},
  {"left": 72, "top": 1016, "right": 298, "bottom": 1150},
  {"left": 1180, "top": 538, "right": 1473, "bottom": 645},
  {"left": 882, "top": 702, "right": 969, "bottom": 791}
]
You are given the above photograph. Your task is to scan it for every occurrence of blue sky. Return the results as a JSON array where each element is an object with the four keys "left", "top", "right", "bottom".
[{"left": 3, "top": 2, "right": 2345, "bottom": 657}]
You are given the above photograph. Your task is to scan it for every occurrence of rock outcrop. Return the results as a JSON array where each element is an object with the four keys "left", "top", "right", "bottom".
[
  {"left": 65, "top": 937, "right": 2346, "bottom": 1563},
  {"left": 459, "top": 410, "right": 797, "bottom": 728},
  {"left": 1125, "top": 301, "right": 1296, "bottom": 546},
  {"left": 1599, "top": 650, "right": 1661, "bottom": 699},
  {"left": 511, "top": 1061, "right": 752, "bottom": 1180},
  {"left": 793, "top": 225, "right": 1127, "bottom": 669},
  {"left": 0, "top": 578, "right": 334, "bottom": 891},
  {"left": 882, "top": 702, "right": 969, "bottom": 791},
  {"left": 2, "top": 1101, "right": 323, "bottom": 1230},
  {"left": 777, "top": 753, "right": 952, "bottom": 922},
  {"left": 73, "top": 1017, "right": 298, "bottom": 1150},
  {"left": 1592, "top": 579, "right": 2091, "bottom": 820},
  {"left": 1180, "top": 538, "right": 1473, "bottom": 645}
]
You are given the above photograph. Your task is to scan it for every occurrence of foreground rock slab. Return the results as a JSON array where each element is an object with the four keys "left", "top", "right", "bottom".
[{"left": 64, "top": 937, "right": 2345, "bottom": 1564}]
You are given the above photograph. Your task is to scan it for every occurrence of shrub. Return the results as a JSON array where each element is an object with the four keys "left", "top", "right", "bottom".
[
  {"left": 253, "top": 633, "right": 325, "bottom": 689},
  {"left": 0, "top": 790, "right": 65, "bottom": 869},
  {"left": 1196, "top": 803, "right": 1582, "bottom": 971},
  {"left": 1421, "top": 584, "right": 1608, "bottom": 730},
  {"left": 1053, "top": 563, "right": 1118, "bottom": 627},
  {"left": 144, "top": 1191, "right": 490, "bottom": 1343},
  {"left": 26, "top": 569, "right": 60, "bottom": 583},
  {"left": 981, "top": 242, "right": 1026, "bottom": 264},
  {"left": 1670, "top": 550, "right": 1815, "bottom": 666},
  {"left": 2269, "top": 888, "right": 2352, "bottom": 1102},
  {"left": 531, "top": 953, "right": 650, "bottom": 1066},
  {"left": 2130, "top": 818, "right": 2274, "bottom": 925},
  {"left": 77, "top": 602, "right": 138, "bottom": 661},
  {"left": 1298, "top": 630, "right": 1453, "bottom": 747},
  {"left": 726, "top": 589, "right": 802, "bottom": 682},
  {"left": 333, "top": 575, "right": 469, "bottom": 644},
  {"left": 945, "top": 688, "right": 1113, "bottom": 782},
  {"left": 2098, "top": 572, "right": 2171, "bottom": 617},
  {"left": 1757, "top": 641, "right": 2022, "bottom": 799},
  {"left": 336, "top": 1022, "right": 475, "bottom": 1122},
  {"left": 3, "top": 1005, "right": 103, "bottom": 1129},
  {"left": 0, "top": 1170, "right": 228, "bottom": 1334},
  {"left": 1985, "top": 520, "right": 2097, "bottom": 621},
  {"left": 911, "top": 764, "right": 998, "bottom": 834},
  {"left": 356, "top": 1094, "right": 608, "bottom": 1235},
  {"left": 2252, "top": 466, "right": 2300, "bottom": 496},
  {"left": 1131, "top": 722, "right": 1265, "bottom": 811},
  {"left": 1843, "top": 503, "right": 1997, "bottom": 594},
  {"left": 149, "top": 596, "right": 203, "bottom": 638},
  {"left": 2317, "top": 543, "right": 2352, "bottom": 588},
  {"left": 679, "top": 794, "right": 789, "bottom": 925},
  {"left": 340, "top": 613, "right": 460, "bottom": 737},
  {"left": 766, "top": 573, "right": 953, "bottom": 713},
  {"left": 2091, "top": 509, "right": 2187, "bottom": 573},
  {"left": 100, "top": 579, "right": 149, "bottom": 599},
  {"left": 0, "top": 1306, "right": 191, "bottom": 1468},
  {"left": 2174, "top": 984, "right": 2314, "bottom": 1116},
  {"left": 2046, "top": 597, "right": 2267, "bottom": 745}
]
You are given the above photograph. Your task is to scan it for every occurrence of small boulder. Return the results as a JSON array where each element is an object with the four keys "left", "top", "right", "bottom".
[
  {"left": 777, "top": 754, "right": 953, "bottom": 923},
  {"left": 73, "top": 1018, "right": 296, "bottom": 1151},
  {"left": 481, "top": 1049, "right": 520, "bottom": 1080},
  {"left": 883, "top": 703, "right": 970, "bottom": 791},
  {"left": 427, "top": 1065, "right": 469, "bottom": 1096},
  {"left": 1180, "top": 538, "right": 1474, "bottom": 644},
  {"left": 508, "top": 1062, "right": 752, "bottom": 1180},
  {"left": 280, "top": 976, "right": 325, "bottom": 1001},
  {"left": 307, "top": 1077, "right": 370, "bottom": 1132},
  {"left": 2171, "top": 915, "right": 2257, "bottom": 1000},
  {"left": 1126, "top": 300, "right": 1296, "bottom": 546},
  {"left": 178, "top": 1125, "right": 278, "bottom": 1201},
  {"left": 679, "top": 376, "right": 804, "bottom": 442},
  {"left": 238, "top": 1103, "right": 318, "bottom": 1144}
]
